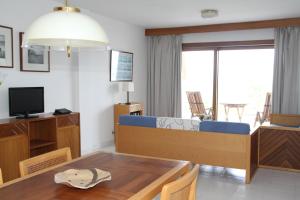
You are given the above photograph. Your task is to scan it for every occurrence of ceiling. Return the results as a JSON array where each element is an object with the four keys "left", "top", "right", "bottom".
[{"left": 65, "top": 0, "right": 300, "bottom": 28}]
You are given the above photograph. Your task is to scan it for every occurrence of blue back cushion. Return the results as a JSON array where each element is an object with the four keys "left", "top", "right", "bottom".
[
  {"left": 200, "top": 121, "right": 250, "bottom": 134},
  {"left": 119, "top": 115, "right": 157, "bottom": 128}
]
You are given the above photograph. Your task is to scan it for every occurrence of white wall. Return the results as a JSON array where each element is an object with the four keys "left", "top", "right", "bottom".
[
  {"left": 0, "top": 0, "right": 78, "bottom": 118},
  {"left": 1, "top": 0, "right": 269, "bottom": 155},
  {"left": 77, "top": 10, "right": 147, "bottom": 154},
  {"left": 183, "top": 28, "right": 274, "bottom": 43},
  {"left": 0, "top": 0, "right": 148, "bottom": 155}
]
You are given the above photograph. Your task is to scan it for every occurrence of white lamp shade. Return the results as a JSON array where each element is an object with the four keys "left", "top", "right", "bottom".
[
  {"left": 23, "top": 10, "right": 109, "bottom": 48},
  {"left": 122, "top": 82, "right": 134, "bottom": 92}
]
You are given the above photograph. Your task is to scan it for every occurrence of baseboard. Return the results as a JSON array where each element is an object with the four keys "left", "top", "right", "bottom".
[
  {"left": 101, "top": 140, "right": 114, "bottom": 148},
  {"left": 81, "top": 140, "right": 114, "bottom": 155}
]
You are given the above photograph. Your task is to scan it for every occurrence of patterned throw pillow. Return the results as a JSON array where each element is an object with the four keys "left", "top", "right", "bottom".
[{"left": 156, "top": 117, "right": 200, "bottom": 131}]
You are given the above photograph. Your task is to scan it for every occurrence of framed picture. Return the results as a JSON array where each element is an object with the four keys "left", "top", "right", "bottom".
[
  {"left": 110, "top": 50, "right": 133, "bottom": 82},
  {"left": 0, "top": 25, "right": 13, "bottom": 68},
  {"left": 19, "top": 32, "right": 50, "bottom": 72}
]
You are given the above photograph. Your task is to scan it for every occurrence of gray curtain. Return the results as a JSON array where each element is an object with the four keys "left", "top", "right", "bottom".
[
  {"left": 272, "top": 27, "right": 300, "bottom": 114},
  {"left": 147, "top": 35, "right": 182, "bottom": 117}
]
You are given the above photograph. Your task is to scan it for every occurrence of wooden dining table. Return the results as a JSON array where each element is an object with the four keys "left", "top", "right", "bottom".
[{"left": 0, "top": 152, "right": 190, "bottom": 200}]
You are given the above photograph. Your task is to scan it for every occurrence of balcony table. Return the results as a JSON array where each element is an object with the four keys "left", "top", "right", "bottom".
[{"left": 221, "top": 103, "right": 247, "bottom": 122}]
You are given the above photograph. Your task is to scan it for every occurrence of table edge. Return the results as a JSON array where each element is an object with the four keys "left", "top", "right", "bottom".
[{"left": 128, "top": 161, "right": 191, "bottom": 200}]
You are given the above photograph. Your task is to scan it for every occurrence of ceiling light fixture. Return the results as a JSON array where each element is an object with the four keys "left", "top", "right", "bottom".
[
  {"left": 201, "top": 9, "right": 219, "bottom": 19},
  {"left": 23, "top": 0, "right": 109, "bottom": 57}
]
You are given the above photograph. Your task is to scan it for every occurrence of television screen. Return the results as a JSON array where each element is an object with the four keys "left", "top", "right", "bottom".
[
  {"left": 110, "top": 50, "right": 133, "bottom": 82},
  {"left": 9, "top": 87, "right": 44, "bottom": 117}
]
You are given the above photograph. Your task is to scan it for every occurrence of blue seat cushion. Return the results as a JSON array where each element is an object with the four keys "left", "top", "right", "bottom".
[
  {"left": 119, "top": 115, "right": 157, "bottom": 128},
  {"left": 200, "top": 121, "right": 250, "bottom": 134}
]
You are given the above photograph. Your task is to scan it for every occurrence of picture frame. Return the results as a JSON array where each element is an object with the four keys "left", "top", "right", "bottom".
[
  {"left": 110, "top": 50, "right": 133, "bottom": 82},
  {"left": 19, "top": 32, "right": 50, "bottom": 72},
  {"left": 0, "top": 25, "right": 14, "bottom": 68}
]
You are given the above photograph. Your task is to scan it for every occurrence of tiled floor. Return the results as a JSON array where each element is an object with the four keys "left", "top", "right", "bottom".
[
  {"left": 100, "top": 146, "right": 299, "bottom": 200},
  {"left": 196, "top": 166, "right": 299, "bottom": 200}
]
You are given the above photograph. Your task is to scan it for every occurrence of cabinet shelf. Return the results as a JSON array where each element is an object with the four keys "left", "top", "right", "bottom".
[{"left": 30, "top": 139, "right": 56, "bottom": 150}]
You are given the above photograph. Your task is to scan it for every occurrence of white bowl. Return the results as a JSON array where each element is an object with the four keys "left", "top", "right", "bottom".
[{"left": 54, "top": 168, "right": 111, "bottom": 189}]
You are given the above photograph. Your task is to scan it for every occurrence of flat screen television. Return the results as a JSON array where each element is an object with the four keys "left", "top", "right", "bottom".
[
  {"left": 9, "top": 87, "right": 44, "bottom": 118},
  {"left": 110, "top": 50, "right": 133, "bottom": 82}
]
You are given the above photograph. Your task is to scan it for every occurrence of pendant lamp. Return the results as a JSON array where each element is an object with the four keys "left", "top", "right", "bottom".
[{"left": 23, "top": 0, "right": 109, "bottom": 57}]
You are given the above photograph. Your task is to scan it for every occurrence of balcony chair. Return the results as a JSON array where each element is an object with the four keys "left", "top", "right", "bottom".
[
  {"left": 254, "top": 92, "right": 272, "bottom": 126},
  {"left": 186, "top": 91, "right": 212, "bottom": 120}
]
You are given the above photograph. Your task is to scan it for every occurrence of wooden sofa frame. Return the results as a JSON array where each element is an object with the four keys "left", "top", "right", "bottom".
[{"left": 116, "top": 125, "right": 259, "bottom": 184}]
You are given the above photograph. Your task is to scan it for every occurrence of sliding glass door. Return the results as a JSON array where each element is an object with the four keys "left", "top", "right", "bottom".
[
  {"left": 218, "top": 49, "right": 274, "bottom": 123},
  {"left": 182, "top": 51, "right": 214, "bottom": 119},
  {"left": 182, "top": 41, "right": 274, "bottom": 125}
]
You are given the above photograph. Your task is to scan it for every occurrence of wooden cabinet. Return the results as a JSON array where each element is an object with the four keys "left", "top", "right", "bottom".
[
  {"left": 259, "top": 114, "right": 300, "bottom": 171},
  {"left": 56, "top": 113, "right": 81, "bottom": 158},
  {"left": 57, "top": 126, "right": 80, "bottom": 158},
  {"left": 259, "top": 127, "right": 300, "bottom": 171},
  {"left": 0, "top": 134, "right": 29, "bottom": 182},
  {"left": 0, "top": 120, "right": 29, "bottom": 182},
  {"left": 0, "top": 113, "right": 80, "bottom": 182},
  {"left": 114, "top": 103, "right": 143, "bottom": 125},
  {"left": 29, "top": 118, "right": 57, "bottom": 157},
  {"left": 113, "top": 103, "right": 143, "bottom": 148}
]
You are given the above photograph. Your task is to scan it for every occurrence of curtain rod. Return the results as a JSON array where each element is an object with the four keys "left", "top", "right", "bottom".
[{"left": 145, "top": 17, "right": 300, "bottom": 36}]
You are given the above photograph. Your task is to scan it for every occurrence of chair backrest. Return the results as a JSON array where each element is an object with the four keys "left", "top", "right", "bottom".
[
  {"left": 262, "top": 93, "right": 272, "bottom": 120},
  {"left": 19, "top": 147, "right": 72, "bottom": 177},
  {"left": 160, "top": 164, "right": 200, "bottom": 200},
  {"left": 0, "top": 168, "right": 3, "bottom": 185},
  {"left": 186, "top": 92, "right": 206, "bottom": 116}
]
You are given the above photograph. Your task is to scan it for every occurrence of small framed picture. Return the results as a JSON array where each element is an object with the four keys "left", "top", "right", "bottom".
[
  {"left": 19, "top": 32, "right": 50, "bottom": 72},
  {"left": 0, "top": 25, "right": 14, "bottom": 68}
]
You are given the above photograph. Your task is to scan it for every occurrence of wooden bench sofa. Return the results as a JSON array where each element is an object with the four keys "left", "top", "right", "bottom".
[{"left": 115, "top": 116, "right": 259, "bottom": 183}]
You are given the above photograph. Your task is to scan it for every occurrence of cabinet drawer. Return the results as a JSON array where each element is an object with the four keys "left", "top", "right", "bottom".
[
  {"left": 57, "top": 114, "right": 79, "bottom": 128},
  {"left": 0, "top": 121, "right": 28, "bottom": 138}
]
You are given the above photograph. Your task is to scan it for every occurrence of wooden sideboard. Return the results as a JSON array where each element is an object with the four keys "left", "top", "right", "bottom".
[
  {"left": 258, "top": 114, "right": 300, "bottom": 172},
  {"left": 113, "top": 103, "right": 143, "bottom": 145},
  {"left": 113, "top": 103, "right": 144, "bottom": 130},
  {"left": 0, "top": 113, "right": 80, "bottom": 182}
]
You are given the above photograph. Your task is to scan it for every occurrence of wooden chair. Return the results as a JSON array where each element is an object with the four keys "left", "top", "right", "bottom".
[
  {"left": 0, "top": 168, "right": 3, "bottom": 185},
  {"left": 254, "top": 92, "right": 272, "bottom": 126},
  {"left": 19, "top": 147, "right": 72, "bottom": 177},
  {"left": 160, "top": 164, "right": 200, "bottom": 200},
  {"left": 186, "top": 91, "right": 212, "bottom": 120}
]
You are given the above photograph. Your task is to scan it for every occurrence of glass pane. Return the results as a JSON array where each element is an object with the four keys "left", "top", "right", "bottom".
[
  {"left": 217, "top": 49, "right": 274, "bottom": 125},
  {"left": 182, "top": 51, "right": 214, "bottom": 119}
]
